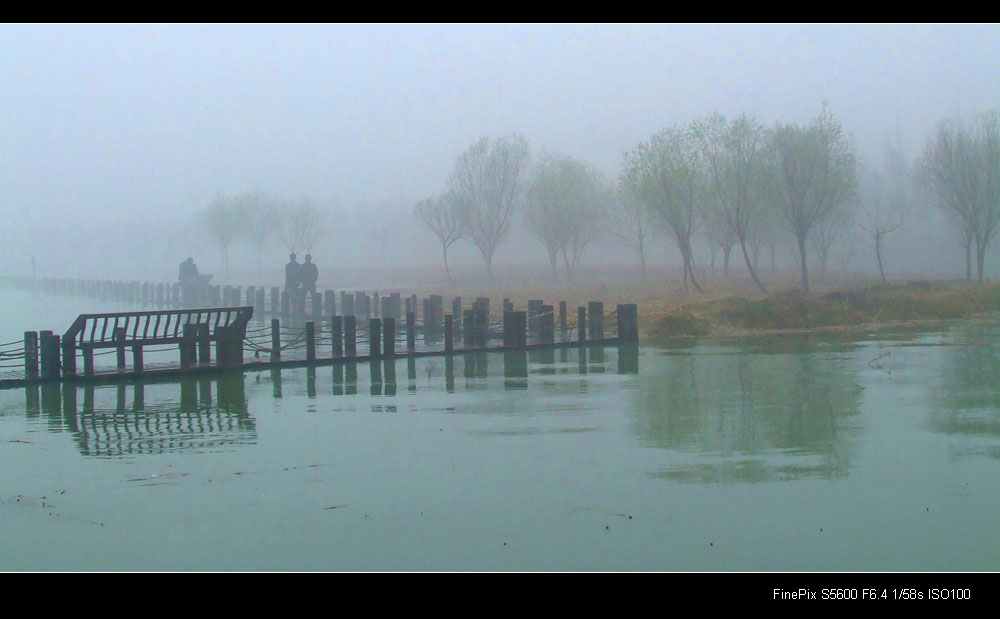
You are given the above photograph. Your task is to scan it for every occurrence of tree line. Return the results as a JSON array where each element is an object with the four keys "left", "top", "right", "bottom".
[{"left": 415, "top": 105, "right": 1000, "bottom": 292}]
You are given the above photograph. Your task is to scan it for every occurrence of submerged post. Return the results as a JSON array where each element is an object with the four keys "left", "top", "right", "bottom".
[
  {"left": 369, "top": 318, "right": 382, "bottom": 359},
  {"left": 383, "top": 317, "right": 395, "bottom": 359},
  {"left": 181, "top": 324, "right": 196, "bottom": 369},
  {"left": 305, "top": 321, "right": 316, "bottom": 362},
  {"left": 617, "top": 304, "right": 638, "bottom": 343},
  {"left": 577, "top": 306, "right": 587, "bottom": 342},
  {"left": 198, "top": 323, "right": 211, "bottom": 363},
  {"left": 462, "top": 309, "right": 474, "bottom": 349},
  {"left": 406, "top": 311, "right": 416, "bottom": 353},
  {"left": 444, "top": 315, "right": 454, "bottom": 353},
  {"left": 24, "top": 331, "right": 38, "bottom": 380},
  {"left": 271, "top": 318, "right": 281, "bottom": 362},
  {"left": 331, "top": 315, "right": 343, "bottom": 358},
  {"left": 344, "top": 315, "right": 357, "bottom": 358},
  {"left": 115, "top": 327, "right": 126, "bottom": 370},
  {"left": 588, "top": 301, "right": 604, "bottom": 340}
]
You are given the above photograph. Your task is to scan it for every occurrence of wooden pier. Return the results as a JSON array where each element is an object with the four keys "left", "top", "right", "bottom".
[{"left": 1, "top": 276, "right": 638, "bottom": 390}]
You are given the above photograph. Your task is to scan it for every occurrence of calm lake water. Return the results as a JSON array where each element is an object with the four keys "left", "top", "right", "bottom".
[{"left": 2, "top": 288, "right": 1000, "bottom": 570}]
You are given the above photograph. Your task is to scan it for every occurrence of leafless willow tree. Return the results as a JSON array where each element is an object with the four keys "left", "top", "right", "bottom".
[
  {"left": 414, "top": 192, "right": 464, "bottom": 285},
  {"left": 524, "top": 155, "right": 607, "bottom": 283},
  {"left": 204, "top": 193, "right": 247, "bottom": 278},
  {"left": 919, "top": 112, "right": 1000, "bottom": 283},
  {"left": 857, "top": 141, "right": 909, "bottom": 283},
  {"left": 240, "top": 192, "right": 278, "bottom": 278},
  {"left": 278, "top": 197, "right": 326, "bottom": 254},
  {"left": 450, "top": 134, "right": 531, "bottom": 282},
  {"left": 810, "top": 202, "right": 854, "bottom": 279},
  {"left": 772, "top": 105, "right": 857, "bottom": 292},
  {"left": 692, "top": 113, "right": 774, "bottom": 294},
  {"left": 610, "top": 184, "right": 654, "bottom": 281},
  {"left": 622, "top": 126, "right": 704, "bottom": 293}
]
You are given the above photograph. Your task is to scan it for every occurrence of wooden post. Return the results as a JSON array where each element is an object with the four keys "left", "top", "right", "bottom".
[
  {"left": 83, "top": 346, "right": 95, "bottom": 376},
  {"left": 24, "top": 331, "right": 38, "bottom": 380},
  {"left": 528, "top": 300, "right": 542, "bottom": 334},
  {"left": 444, "top": 315, "right": 454, "bottom": 353},
  {"left": 115, "top": 327, "right": 126, "bottom": 370},
  {"left": 540, "top": 305, "right": 554, "bottom": 344},
  {"left": 325, "top": 290, "right": 335, "bottom": 316},
  {"left": 503, "top": 298, "right": 513, "bottom": 314},
  {"left": 343, "top": 292, "right": 355, "bottom": 317},
  {"left": 452, "top": 297, "right": 462, "bottom": 334},
  {"left": 305, "top": 321, "right": 316, "bottom": 362},
  {"left": 132, "top": 344, "right": 144, "bottom": 374},
  {"left": 331, "top": 315, "right": 343, "bottom": 358},
  {"left": 382, "top": 317, "right": 395, "bottom": 359},
  {"left": 344, "top": 315, "right": 357, "bottom": 358},
  {"left": 406, "top": 311, "right": 416, "bottom": 352},
  {"left": 311, "top": 292, "right": 322, "bottom": 320},
  {"left": 215, "top": 326, "right": 228, "bottom": 367},
  {"left": 617, "top": 304, "right": 639, "bottom": 342},
  {"left": 181, "top": 324, "right": 196, "bottom": 369},
  {"left": 271, "top": 319, "right": 281, "bottom": 362},
  {"left": 256, "top": 288, "right": 266, "bottom": 314},
  {"left": 62, "top": 333, "right": 77, "bottom": 377},
  {"left": 578, "top": 306, "right": 587, "bottom": 342},
  {"left": 198, "top": 323, "right": 211, "bottom": 363},
  {"left": 588, "top": 301, "right": 604, "bottom": 340},
  {"left": 559, "top": 301, "right": 567, "bottom": 334},
  {"left": 462, "top": 310, "right": 474, "bottom": 348},
  {"left": 369, "top": 318, "right": 382, "bottom": 359}
]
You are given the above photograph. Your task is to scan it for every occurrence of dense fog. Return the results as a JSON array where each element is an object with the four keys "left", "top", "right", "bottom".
[{"left": 2, "top": 24, "right": 999, "bottom": 287}]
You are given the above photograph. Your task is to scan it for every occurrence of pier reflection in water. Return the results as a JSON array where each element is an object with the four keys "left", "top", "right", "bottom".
[{"left": 29, "top": 374, "right": 255, "bottom": 458}]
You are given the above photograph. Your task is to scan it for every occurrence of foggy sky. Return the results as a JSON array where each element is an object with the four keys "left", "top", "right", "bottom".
[{"left": 2, "top": 24, "right": 999, "bottom": 280}]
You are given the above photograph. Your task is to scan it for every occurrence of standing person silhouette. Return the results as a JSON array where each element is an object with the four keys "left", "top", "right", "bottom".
[
  {"left": 302, "top": 254, "right": 319, "bottom": 298},
  {"left": 285, "top": 252, "right": 302, "bottom": 311}
]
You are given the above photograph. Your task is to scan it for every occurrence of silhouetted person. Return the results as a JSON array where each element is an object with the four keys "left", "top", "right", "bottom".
[
  {"left": 285, "top": 252, "right": 302, "bottom": 295},
  {"left": 179, "top": 257, "right": 200, "bottom": 306},
  {"left": 302, "top": 254, "right": 318, "bottom": 297}
]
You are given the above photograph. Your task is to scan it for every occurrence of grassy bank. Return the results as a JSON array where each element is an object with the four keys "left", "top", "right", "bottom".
[{"left": 646, "top": 281, "right": 1000, "bottom": 339}]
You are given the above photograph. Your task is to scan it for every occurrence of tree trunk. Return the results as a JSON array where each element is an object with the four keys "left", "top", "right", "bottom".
[
  {"left": 638, "top": 233, "right": 648, "bottom": 282},
  {"left": 875, "top": 232, "right": 887, "bottom": 284},
  {"left": 738, "top": 235, "right": 767, "bottom": 295},
  {"left": 723, "top": 245, "right": 732, "bottom": 277},
  {"left": 977, "top": 238, "right": 987, "bottom": 285},
  {"left": 682, "top": 242, "right": 704, "bottom": 293},
  {"left": 548, "top": 247, "right": 560, "bottom": 283},
  {"left": 797, "top": 234, "right": 810, "bottom": 293},
  {"left": 965, "top": 239, "right": 972, "bottom": 281},
  {"left": 443, "top": 244, "right": 454, "bottom": 286}
]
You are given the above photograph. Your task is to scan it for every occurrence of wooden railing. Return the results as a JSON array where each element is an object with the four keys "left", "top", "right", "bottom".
[{"left": 61, "top": 306, "right": 254, "bottom": 376}]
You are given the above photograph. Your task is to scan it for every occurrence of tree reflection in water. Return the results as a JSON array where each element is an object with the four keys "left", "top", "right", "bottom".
[{"left": 632, "top": 340, "right": 864, "bottom": 484}]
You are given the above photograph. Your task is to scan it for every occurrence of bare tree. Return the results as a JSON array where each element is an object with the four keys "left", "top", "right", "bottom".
[
  {"left": 622, "top": 126, "right": 704, "bottom": 293},
  {"left": 203, "top": 193, "right": 246, "bottom": 278},
  {"left": 692, "top": 113, "right": 773, "bottom": 294},
  {"left": 610, "top": 183, "right": 655, "bottom": 281},
  {"left": 772, "top": 104, "right": 857, "bottom": 292},
  {"left": 450, "top": 134, "right": 531, "bottom": 282},
  {"left": 857, "top": 140, "right": 908, "bottom": 283},
  {"left": 525, "top": 155, "right": 607, "bottom": 283},
  {"left": 811, "top": 201, "right": 854, "bottom": 279},
  {"left": 241, "top": 192, "right": 278, "bottom": 278},
  {"left": 918, "top": 114, "right": 1000, "bottom": 283},
  {"left": 414, "top": 192, "right": 464, "bottom": 285},
  {"left": 278, "top": 197, "right": 326, "bottom": 254}
]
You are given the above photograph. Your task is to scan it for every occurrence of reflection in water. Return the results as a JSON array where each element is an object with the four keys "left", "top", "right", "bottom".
[
  {"left": 504, "top": 350, "right": 528, "bottom": 391},
  {"left": 20, "top": 344, "right": 636, "bottom": 459},
  {"left": 930, "top": 325, "right": 1000, "bottom": 460},
  {"left": 31, "top": 373, "right": 257, "bottom": 458},
  {"left": 632, "top": 345, "right": 863, "bottom": 483}
]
